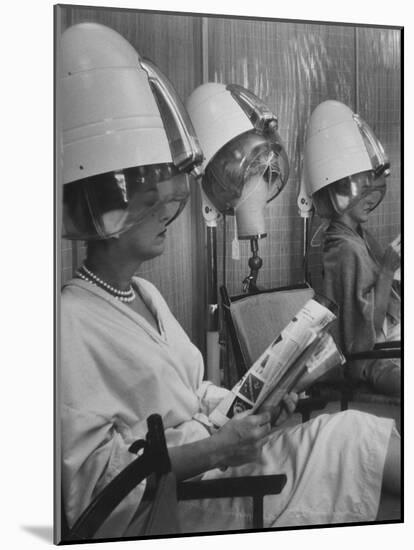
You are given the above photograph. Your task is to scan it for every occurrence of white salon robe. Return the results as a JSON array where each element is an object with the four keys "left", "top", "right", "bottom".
[{"left": 61, "top": 277, "right": 394, "bottom": 538}]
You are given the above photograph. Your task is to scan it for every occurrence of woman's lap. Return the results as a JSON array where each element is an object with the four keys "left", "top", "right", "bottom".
[{"left": 177, "top": 410, "right": 394, "bottom": 533}]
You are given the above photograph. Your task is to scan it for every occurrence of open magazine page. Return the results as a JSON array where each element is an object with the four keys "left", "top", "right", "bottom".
[
  {"left": 210, "top": 296, "right": 341, "bottom": 428},
  {"left": 252, "top": 331, "right": 324, "bottom": 414},
  {"left": 294, "top": 332, "right": 345, "bottom": 393},
  {"left": 255, "top": 331, "right": 345, "bottom": 415}
]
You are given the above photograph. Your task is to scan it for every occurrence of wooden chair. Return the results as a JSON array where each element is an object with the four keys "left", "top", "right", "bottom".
[
  {"left": 59, "top": 414, "right": 287, "bottom": 543},
  {"left": 220, "top": 284, "right": 401, "bottom": 417}
]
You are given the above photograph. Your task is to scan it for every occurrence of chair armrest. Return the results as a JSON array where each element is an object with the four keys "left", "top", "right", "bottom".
[
  {"left": 63, "top": 416, "right": 288, "bottom": 540},
  {"left": 346, "top": 347, "right": 401, "bottom": 360},
  {"left": 374, "top": 341, "right": 401, "bottom": 350},
  {"left": 176, "top": 474, "right": 287, "bottom": 500},
  {"left": 177, "top": 474, "right": 287, "bottom": 530},
  {"left": 345, "top": 340, "right": 401, "bottom": 361}
]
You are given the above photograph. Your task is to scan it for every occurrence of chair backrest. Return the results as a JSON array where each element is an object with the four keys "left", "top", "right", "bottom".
[{"left": 221, "top": 283, "right": 315, "bottom": 378}]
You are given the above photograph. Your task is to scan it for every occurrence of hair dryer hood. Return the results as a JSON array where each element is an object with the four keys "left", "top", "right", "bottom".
[
  {"left": 304, "top": 100, "right": 389, "bottom": 218},
  {"left": 60, "top": 23, "right": 203, "bottom": 240},
  {"left": 204, "top": 128, "right": 289, "bottom": 238},
  {"left": 187, "top": 83, "right": 289, "bottom": 239},
  {"left": 61, "top": 23, "right": 172, "bottom": 184}
]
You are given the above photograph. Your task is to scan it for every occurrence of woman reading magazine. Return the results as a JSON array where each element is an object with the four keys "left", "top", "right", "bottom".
[{"left": 61, "top": 22, "right": 401, "bottom": 540}]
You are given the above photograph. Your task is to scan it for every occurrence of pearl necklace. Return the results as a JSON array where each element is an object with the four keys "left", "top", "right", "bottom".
[{"left": 76, "top": 264, "right": 136, "bottom": 303}]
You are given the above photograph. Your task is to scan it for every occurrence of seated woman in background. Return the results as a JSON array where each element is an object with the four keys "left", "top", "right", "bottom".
[
  {"left": 303, "top": 100, "right": 400, "bottom": 397},
  {"left": 60, "top": 24, "right": 400, "bottom": 540},
  {"left": 321, "top": 175, "right": 400, "bottom": 396}
]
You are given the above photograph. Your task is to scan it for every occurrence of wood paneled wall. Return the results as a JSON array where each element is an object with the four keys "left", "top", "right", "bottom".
[
  {"left": 58, "top": 6, "right": 205, "bottom": 348},
  {"left": 58, "top": 7, "right": 401, "bottom": 350},
  {"left": 206, "top": 18, "right": 401, "bottom": 295},
  {"left": 358, "top": 28, "right": 401, "bottom": 244}
]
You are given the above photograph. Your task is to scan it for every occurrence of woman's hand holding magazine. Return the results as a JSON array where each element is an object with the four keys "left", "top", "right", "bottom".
[{"left": 261, "top": 392, "right": 299, "bottom": 427}]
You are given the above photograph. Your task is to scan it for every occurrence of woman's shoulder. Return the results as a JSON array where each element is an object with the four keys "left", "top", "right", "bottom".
[
  {"left": 61, "top": 278, "right": 93, "bottom": 318},
  {"left": 61, "top": 278, "right": 111, "bottom": 319},
  {"left": 61, "top": 278, "right": 83, "bottom": 302}
]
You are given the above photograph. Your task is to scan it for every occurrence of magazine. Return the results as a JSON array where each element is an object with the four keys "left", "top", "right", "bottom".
[{"left": 209, "top": 295, "right": 345, "bottom": 428}]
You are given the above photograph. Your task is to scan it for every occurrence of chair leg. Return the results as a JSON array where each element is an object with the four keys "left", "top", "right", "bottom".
[
  {"left": 340, "top": 389, "right": 351, "bottom": 411},
  {"left": 252, "top": 496, "right": 264, "bottom": 529},
  {"left": 301, "top": 410, "right": 311, "bottom": 422}
]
